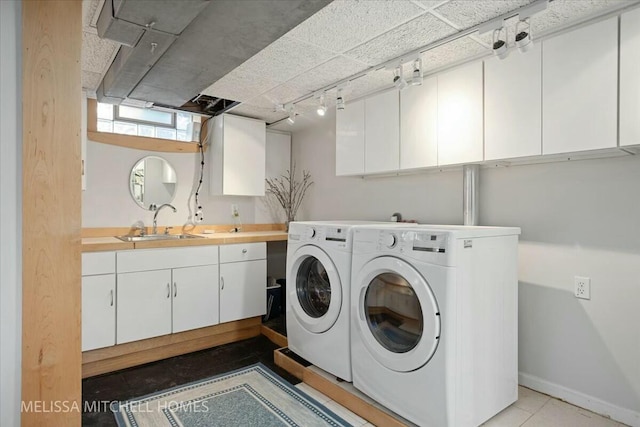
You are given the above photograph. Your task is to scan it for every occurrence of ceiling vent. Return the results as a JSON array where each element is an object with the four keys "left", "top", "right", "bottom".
[{"left": 96, "top": 0, "right": 331, "bottom": 108}]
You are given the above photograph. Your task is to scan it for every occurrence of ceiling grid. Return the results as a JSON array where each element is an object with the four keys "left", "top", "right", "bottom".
[{"left": 81, "top": 0, "right": 638, "bottom": 128}]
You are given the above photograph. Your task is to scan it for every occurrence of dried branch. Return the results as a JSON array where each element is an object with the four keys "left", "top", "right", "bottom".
[{"left": 265, "top": 163, "right": 313, "bottom": 224}]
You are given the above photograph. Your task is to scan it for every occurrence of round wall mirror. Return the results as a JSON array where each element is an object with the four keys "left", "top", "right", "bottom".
[{"left": 129, "top": 156, "right": 177, "bottom": 210}]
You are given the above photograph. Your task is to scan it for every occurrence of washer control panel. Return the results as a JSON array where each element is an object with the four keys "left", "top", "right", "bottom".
[{"left": 377, "top": 230, "right": 450, "bottom": 256}]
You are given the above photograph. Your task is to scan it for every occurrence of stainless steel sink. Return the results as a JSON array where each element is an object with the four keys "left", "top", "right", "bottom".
[{"left": 115, "top": 234, "right": 204, "bottom": 242}]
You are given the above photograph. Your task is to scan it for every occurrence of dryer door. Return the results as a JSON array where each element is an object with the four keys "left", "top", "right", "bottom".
[
  {"left": 354, "top": 256, "right": 441, "bottom": 372},
  {"left": 289, "top": 245, "right": 342, "bottom": 333}
]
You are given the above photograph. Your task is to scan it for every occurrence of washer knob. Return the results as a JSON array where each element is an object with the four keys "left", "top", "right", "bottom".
[
  {"left": 383, "top": 233, "right": 397, "bottom": 248},
  {"left": 306, "top": 227, "right": 316, "bottom": 238}
]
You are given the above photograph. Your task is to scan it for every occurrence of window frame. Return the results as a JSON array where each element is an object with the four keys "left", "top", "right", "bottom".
[{"left": 113, "top": 105, "right": 176, "bottom": 128}]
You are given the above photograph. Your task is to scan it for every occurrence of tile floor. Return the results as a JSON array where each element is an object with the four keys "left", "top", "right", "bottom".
[
  {"left": 82, "top": 330, "right": 627, "bottom": 427},
  {"left": 293, "top": 379, "right": 628, "bottom": 427}
]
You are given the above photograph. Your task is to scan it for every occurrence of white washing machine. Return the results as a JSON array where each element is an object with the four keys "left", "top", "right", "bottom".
[
  {"left": 350, "top": 225, "right": 521, "bottom": 426},
  {"left": 286, "top": 221, "right": 390, "bottom": 381}
]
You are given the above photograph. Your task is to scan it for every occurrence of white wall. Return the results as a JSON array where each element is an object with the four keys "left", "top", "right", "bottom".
[
  {"left": 83, "top": 141, "right": 258, "bottom": 228},
  {"left": 0, "top": 1, "right": 22, "bottom": 425},
  {"left": 292, "top": 109, "right": 640, "bottom": 425},
  {"left": 84, "top": 130, "right": 292, "bottom": 229}
]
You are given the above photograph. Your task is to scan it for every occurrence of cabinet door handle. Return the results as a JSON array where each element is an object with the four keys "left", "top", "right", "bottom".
[
  {"left": 110, "top": 289, "right": 114, "bottom": 306},
  {"left": 221, "top": 276, "right": 224, "bottom": 290},
  {"left": 242, "top": 249, "right": 247, "bottom": 254},
  {"left": 174, "top": 282, "right": 177, "bottom": 297},
  {"left": 167, "top": 283, "right": 170, "bottom": 298}
]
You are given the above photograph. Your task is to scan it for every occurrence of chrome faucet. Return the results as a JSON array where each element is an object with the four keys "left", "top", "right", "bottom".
[{"left": 152, "top": 203, "right": 177, "bottom": 235}]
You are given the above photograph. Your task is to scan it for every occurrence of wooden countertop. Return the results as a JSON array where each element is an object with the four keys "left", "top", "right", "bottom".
[{"left": 82, "top": 230, "right": 288, "bottom": 252}]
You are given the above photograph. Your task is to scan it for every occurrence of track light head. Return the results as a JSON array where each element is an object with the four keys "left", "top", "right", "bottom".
[
  {"left": 492, "top": 27, "right": 509, "bottom": 60},
  {"left": 284, "top": 103, "right": 296, "bottom": 125},
  {"left": 336, "top": 88, "right": 345, "bottom": 111},
  {"left": 316, "top": 94, "right": 327, "bottom": 116},
  {"left": 410, "top": 58, "right": 423, "bottom": 86},
  {"left": 393, "top": 66, "right": 407, "bottom": 90},
  {"left": 515, "top": 17, "right": 533, "bottom": 53}
]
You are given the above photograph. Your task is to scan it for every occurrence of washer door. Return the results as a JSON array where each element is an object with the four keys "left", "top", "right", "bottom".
[
  {"left": 354, "top": 256, "right": 440, "bottom": 372},
  {"left": 289, "top": 245, "right": 342, "bottom": 334}
]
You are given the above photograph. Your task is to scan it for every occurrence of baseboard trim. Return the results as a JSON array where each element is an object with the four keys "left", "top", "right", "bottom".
[{"left": 519, "top": 372, "right": 640, "bottom": 427}]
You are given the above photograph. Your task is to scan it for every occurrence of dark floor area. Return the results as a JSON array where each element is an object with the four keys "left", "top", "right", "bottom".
[
  {"left": 263, "top": 314, "right": 287, "bottom": 336},
  {"left": 82, "top": 335, "right": 299, "bottom": 426}
]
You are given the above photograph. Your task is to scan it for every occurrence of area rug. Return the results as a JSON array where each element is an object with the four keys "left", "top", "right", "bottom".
[{"left": 112, "top": 363, "right": 352, "bottom": 427}]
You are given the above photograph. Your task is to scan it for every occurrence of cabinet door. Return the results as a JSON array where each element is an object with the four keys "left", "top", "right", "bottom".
[
  {"left": 485, "top": 44, "right": 542, "bottom": 160},
  {"left": 621, "top": 8, "right": 640, "bottom": 147},
  {"left": 172, "top": 265, "right": 219, "bottom": 333},
  {"left": 365, "top": 90, "right": 400, "bottom": 174},
  {"left": 82, "top": 274, "right": 115, "bottom": 351},
  {"left": 336, "top": 99, "right": 365, "bottom": 176},
  {"left": 543, "top": 17, "right": 617, "bottom": 154},
  {"left": 400, "top": 75, "right": 438, "bottom": 170},
  {"left": 437, "top": 61, "right": 484, "bottom": 165},
  {"left": 223, "top": 115, "right": 266, "bottom": 196},
  {"left": 220, "top": 259, "right": 267, "bottom": 323},
  {"left": 117, "top": 269, "right": 172, "bottom": 344}
]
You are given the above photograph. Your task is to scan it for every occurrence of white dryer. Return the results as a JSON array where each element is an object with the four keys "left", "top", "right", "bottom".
[
  {"left": 286, "top": 221, "right": 382, "bottom": 382},
  {"left": 350, "top": 225, "right": 520, "bottom": 426}
]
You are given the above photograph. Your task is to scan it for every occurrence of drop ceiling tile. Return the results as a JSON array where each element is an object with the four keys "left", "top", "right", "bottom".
[
  {"left": 235, "top": 35, "right": 336, "bottom": 85},
  {"left": 346, "top": 68, "right": 395, "bottom": 99},
  {"left": 257, "top": 83, "right": 311, "bottom": 107},
  {"left": 82, "top": 70, "right": 103, "bottom": 90},
  {"left": 414, "top": 0, "right": 451, "bottom": 10},
  {"left": 82, "top": 31, "right": 119, "bottom": 74},
  {"left": 200, "top": 70, "right": 281, "bottom": 103},
  {"left": 82, "top": 0, "right": 102, "bottom": 29},
  {"left": 227, "top": 103, "right": 286, "bottom": 123},
  {"left": 285, "top": 0, "right": 426, "bottom": 54},
  {"left": 421, "top": 36, "right": 489, "bottom": 73},
  {"left": 345, "top": 13, "right": 458, "bottom": 66},
  {"left": 531, "top": 0, "right": 632, "bottom": 35},
  {"left": 434, "top": 0, "right": 535, "bottom": 29},
  {"left": 286, "top": 56, "right": 369, "bottom": 92}
]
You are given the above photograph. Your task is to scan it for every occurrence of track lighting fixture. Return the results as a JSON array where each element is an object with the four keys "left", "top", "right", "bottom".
[
  {"left": 410, "top": 58, "right": 423, "bottom": 86},
  {"left": 336, "top": 88, "right": 345, "bottom": 111},
  {"left": 515, "top": 17, "right": 533, "bottom": 53},
  {"left": 316, "top": 94, "right": 327, "bottom": 116},
  {"left": 284, "top": 103, "right": 296, "bottom": 125},
  {"left": 492, "top": 26, "right": 509, "bottom": 60},
  {"left": 393, "top": 66, "right": 407, "bottom": 90}
]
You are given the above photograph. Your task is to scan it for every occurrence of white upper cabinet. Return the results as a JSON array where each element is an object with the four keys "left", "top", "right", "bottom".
[
  {"left": 437, "top": 61, "right": 484, "bottom": 166},
  {"left": 336, "top": 99, "right": 365, "bottom": 176},
  {"left": 210, "top": 114, "right": 266, "bottom": 196},
  {"left": 542, "top": 17, "right": 618, "bottom": 154},
  {"left": 485, "top": 44, "right": 542, "bottom": 161},
  {"left": 81, "top": 91, "right": 87, "bottom": 191},
  {"left": 365, "top": 90, "right": 400, "bottom": 174},
  {"left": 400, "top": 76, "right": 438, "bottom": 169},
  {"left": 621, "top": 8, "right": 640, "bottom": 147}
]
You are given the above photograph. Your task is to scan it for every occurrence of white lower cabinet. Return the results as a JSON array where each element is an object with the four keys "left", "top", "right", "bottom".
[
  {"left": 82, "top": 274, "right": 116, "bottom": 351},
  {"left": 219, "top": 243, "right": 267, "bottom": 323},
  {"left": 83, "top": 243, "right": 265, "bottom": 350},
  {"left": 172, "top": 265, "right": 219, "bottom": 333},
  {"left": 117, "top": 269, "right": 173, "bottom": 344}
]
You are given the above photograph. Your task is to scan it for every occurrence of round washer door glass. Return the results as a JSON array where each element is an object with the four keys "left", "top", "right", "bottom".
[
  {"left": 365, "top": 273, "right": 423, "bottom": 353},
  {"left": 296, "top": 256, "right": 332, "bottom": 318}
]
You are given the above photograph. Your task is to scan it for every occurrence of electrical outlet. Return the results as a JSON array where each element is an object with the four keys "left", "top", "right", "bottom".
[
  {"left": 231, "top": 204, "right": 239, "bottom": 218},
  {"left": 574, "top": 276, "right": 591, "bottom": 300}
]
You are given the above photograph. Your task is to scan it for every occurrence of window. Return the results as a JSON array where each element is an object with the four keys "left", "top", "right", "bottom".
[{"left": 96, "top": 102, "right": 203, "bottom": 141}]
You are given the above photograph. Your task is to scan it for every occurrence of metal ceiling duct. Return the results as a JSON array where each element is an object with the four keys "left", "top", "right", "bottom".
[{"left": 96, "top": 0, "right": 331, "bottom": 109}]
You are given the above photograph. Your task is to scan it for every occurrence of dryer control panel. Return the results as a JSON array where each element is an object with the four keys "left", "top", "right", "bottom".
[{"left": 374, "top": 229, "right": 453, "bottom": 265}]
